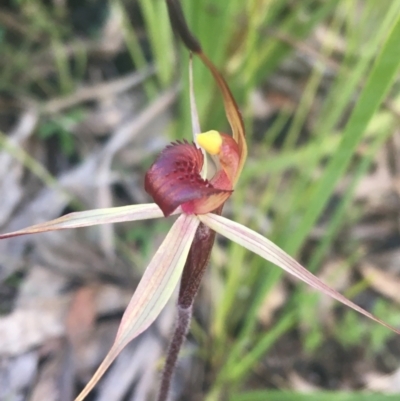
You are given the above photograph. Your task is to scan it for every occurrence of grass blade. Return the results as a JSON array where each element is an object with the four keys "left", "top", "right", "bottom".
[{"left": 285, "top": 11, "right": 400, "bottom": 256}]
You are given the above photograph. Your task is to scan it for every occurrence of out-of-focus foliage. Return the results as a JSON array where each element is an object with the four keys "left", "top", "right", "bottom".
[{"left": 2, "top": 0, "right": 400, "bottom": 400}]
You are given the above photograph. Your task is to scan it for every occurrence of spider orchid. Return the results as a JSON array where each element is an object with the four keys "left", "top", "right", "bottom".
[{"left": 1, "top": 1, "right": 399, "bottom": 400}]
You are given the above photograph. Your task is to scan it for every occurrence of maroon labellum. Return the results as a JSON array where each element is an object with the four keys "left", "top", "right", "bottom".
[{"left": 145, "top": 140, "right": 233, "bottom": 216}]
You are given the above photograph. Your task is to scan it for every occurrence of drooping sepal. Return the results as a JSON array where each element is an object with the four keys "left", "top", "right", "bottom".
[
  {"left": 145, "top": 141, "right": 232, "bottom": 216},
  {"left": 165, "top": 0, "right": 247, "bottom": 186}
]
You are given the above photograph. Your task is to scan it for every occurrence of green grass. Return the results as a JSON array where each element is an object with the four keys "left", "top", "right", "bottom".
[
  {"left": 3, "top": 0, "right": 400, "bottom": 398},
  {"left": 136, "top": 1, "right": 400, "bottom": 398},
  {"left": 232, "top": 392, "right": 400, "bottom": 401}
]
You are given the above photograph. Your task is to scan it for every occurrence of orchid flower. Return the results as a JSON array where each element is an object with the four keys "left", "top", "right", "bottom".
[{"left": 1, "top": 1, "right": 399, "bottom": 401}]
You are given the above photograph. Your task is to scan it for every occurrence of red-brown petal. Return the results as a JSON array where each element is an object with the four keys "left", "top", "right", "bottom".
[
  {"left": 217, "top": 133, "right": 240, "bottom": 184},
  {"left": 145, "top": 141, "right": 232, "bottom": 216},
  {"left": 198, "top": 53, "right": 247, "bottom": 186}
]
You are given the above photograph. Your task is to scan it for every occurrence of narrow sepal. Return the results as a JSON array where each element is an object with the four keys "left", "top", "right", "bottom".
[
  {"left": 74, "top": 214, "right": 200, "bottom": 401},
  {"left": 165, "top": 0, "right": 201, "bottom": 52},
  {"left": 199, "top": 213, "right": 400, "bottom": 335},
  {"left": 165, "top": 0, "right": 247, "bottom": 186},
  {"left": 0, "top": 204, "right": 164, "bottom": 239}
]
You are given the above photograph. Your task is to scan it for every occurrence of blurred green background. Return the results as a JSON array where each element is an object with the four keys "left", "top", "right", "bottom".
[{"left": 1, "top": 0, "right": 400, "bottom": 400}]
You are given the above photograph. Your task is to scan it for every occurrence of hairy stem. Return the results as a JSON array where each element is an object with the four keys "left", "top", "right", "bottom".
[
  {"left": 157, "top": 305, "right": 193, "bottom": 401},
  {"left": 179, "top": 222, "right": 216, "bottom": 307}
]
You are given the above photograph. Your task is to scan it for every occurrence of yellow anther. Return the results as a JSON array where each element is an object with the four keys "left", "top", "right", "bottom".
[{"left": 197, "top": 130, "right": 222, "bottom": 155}]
